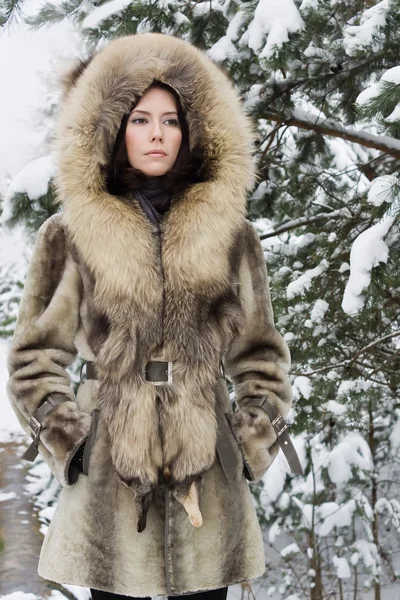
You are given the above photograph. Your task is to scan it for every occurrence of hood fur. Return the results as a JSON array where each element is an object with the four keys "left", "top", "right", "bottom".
[{"left": 53, "top": 33, "right": 257, "bottom": 304}]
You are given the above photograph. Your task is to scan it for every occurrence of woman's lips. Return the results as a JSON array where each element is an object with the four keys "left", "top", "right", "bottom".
[{"left": 146, "top": 151, "right": 166, "bottom": 156}]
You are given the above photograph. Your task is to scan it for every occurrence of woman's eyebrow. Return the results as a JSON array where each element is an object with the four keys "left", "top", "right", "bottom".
[{"left": 130, "top": 109, "right": 178, "bottom": 116}]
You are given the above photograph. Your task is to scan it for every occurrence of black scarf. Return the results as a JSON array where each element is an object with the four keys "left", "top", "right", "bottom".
[{"left": 135, "top": 176, "right": 171, "bottom": 225}]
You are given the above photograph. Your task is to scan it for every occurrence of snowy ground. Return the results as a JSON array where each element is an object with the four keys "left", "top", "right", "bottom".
[{"left": 0, "top": 338, "right": 24, "bottom": 444}]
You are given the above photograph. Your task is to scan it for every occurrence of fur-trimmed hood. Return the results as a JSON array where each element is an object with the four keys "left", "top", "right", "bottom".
[{"left": 53, "top": 33, "right": 257, "bottom": 305}]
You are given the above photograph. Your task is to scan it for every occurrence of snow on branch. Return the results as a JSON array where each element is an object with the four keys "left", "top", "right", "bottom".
[
  {"left": 266, "top": 108, "right": 400, "bottom": 159},
  {"left": 342, "top": 214, "right": 396, "bottom": 316},
  {"left": 259, "top": 208, "right": 350, "bottom": 240}
]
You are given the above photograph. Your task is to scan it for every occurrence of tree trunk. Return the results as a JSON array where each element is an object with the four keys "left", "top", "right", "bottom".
[{"left": 368, "top": 399, "right": 381, "bottom": 600}]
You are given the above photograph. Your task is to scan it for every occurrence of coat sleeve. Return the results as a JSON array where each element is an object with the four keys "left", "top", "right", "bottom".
[
  {"left": 222, "top": 220, "right": 293, "bottom": 481},
  {"left": 6, "top": 214, "right": 92, "bottom": 487}
]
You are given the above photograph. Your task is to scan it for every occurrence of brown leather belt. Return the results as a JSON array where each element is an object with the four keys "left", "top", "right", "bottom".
[
  {"left": 244, "top": 396, "right": 303, "bottom": 476},
  {"left": 21, "top": 394, "right": 68, "bottom": 462}
]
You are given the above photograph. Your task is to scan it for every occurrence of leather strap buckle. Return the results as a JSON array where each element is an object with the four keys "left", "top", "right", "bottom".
[
  {"left": 244, "top": 395, "right": 304, "bottom": 476},
  {"left": 28, "top": 415, "right": 41, "bottom": 443},
  {"left": 271, "top": 414, "right": 288, "bottom": 437},
  {"left": 21, "top": 394, "right": 69, "bottom": 462}
]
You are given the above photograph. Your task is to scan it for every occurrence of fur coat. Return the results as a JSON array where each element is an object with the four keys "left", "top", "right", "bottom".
[{"left": 6, "top": 32, "right": 293, "bottom": 596}]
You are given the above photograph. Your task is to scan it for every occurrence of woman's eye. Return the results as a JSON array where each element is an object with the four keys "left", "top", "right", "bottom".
[
  {"left": 129, "top": 117, "right": 179, "bottom": 126},
  {"left": 165, "top": 119, "right": 180, "bottom": 126}
]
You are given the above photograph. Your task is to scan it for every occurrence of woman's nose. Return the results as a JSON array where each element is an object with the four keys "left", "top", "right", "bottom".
[{"left": 150, "top": 123, "right": 163, "bottom": 140}]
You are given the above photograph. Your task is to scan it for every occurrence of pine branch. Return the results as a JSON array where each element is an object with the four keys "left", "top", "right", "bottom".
[
  {"left": 0, "top": 0, "right": 24, "bottom": 27},
  {"left": 266, "top": 108, "right": 400, "bottom": 159},
  {"left": 351, "top": 330, "right": 400, "bottom": 362},
  {"left": 294, "top": 330, "right": 400, "bottom": 377},
  {"left": 259, "top": 208, "right": 350, "bottom": 240}
]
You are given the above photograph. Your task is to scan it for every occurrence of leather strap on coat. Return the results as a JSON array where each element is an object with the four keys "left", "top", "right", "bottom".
[
  {"left": 21, "top": 394, "right": 69, "bottom": 461},
  {"left": 243, "top": 396, "right": 303, "bottom": 476}
]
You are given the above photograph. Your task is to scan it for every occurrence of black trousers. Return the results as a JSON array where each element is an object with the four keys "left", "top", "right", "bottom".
[{"left": 90, "top": 587, "right": 228, "bottom": 600}]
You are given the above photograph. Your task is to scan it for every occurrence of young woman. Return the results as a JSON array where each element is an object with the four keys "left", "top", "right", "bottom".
[{"left": 7, "top": 32, "right": 300, "bottom": 600}]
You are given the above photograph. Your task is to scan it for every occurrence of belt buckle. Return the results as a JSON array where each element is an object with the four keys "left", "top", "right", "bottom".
[
  {"left": 28, "top": 416, "right": 41, "bottom": 442},
  {"left": 271, "top": 414, "right": 288, "bottom": 437},
  {"left": 150, "top": 361, "right": 173, "bottom": 386}
]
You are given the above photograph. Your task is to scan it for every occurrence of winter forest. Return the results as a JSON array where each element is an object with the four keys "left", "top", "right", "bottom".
[{"left": 0, "top": 1, "right": 399, "bottom": 599}]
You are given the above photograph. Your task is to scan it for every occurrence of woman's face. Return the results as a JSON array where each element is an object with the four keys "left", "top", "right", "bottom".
[{"left": 125, "top": 86, "right": 183, "bottom": 176}]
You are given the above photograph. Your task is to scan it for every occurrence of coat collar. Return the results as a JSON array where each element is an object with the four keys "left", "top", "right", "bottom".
[{"left": 53, "top": 33, "right": 256, "bottom": 302}]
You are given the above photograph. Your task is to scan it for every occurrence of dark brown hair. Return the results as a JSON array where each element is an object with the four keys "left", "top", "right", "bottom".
[{"left": 106, "top": 81, "right": 205, "bottom": 197}]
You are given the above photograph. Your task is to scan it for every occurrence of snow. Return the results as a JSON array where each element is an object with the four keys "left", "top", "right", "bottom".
[
  {"left": 310, "top": 299, "right": 329, "bottom": 322},
  {"left": 244, "top": 0, "right": 305, "bottom": 59},
  {"left": 367, "top": 174, "right": 397, "bottom": 206},
  {"left": 0, "top": 491, "right": 18, "bottom": 502},
  {"left": 384, "top": 102, "right": 400, "bottom": 123},
  {"left": 268, "top": 519, "right": 281, "bottom": 544},
  {"left": 294, "top": 233, "right": 316, "bottom": 248},
  {"left": 375, "top": 498, "right": 400, "bottom": 531},
  {"left": 283, "top": 332, "right": 296, "bottom": 342},
  {"left": 333, "top": 555, "right": 351, "bottom": 579},
  {"left": 343, "top": 0, "right": 389, "bottom": 57},
  {"left": 287, "top": 259, "right": 329, "bottom": 299},
  {"left": 0, "top": 582, "right": 90, "bottom": 600},
  {"left": 291, "top": 107, "right": 400, "bottom": 152},
  {"left": 208, "top": 36, "right": 239, "bottom": 62},
  {"left": 295, "top": 496, "right": 356, "bottom": 541},
  {"left": 355, "top": 83, "right": 380, "bottom": 107},
  {"left": 262, "top": 433, "right": 307, "bottom": 511},
  {"left": 389, "top": 419, "right": 400, "bottom": 450},
  {"left": 356, "top": 66, "right": 400, "bottom": 128},
  {"left": 0, "top": 223, "right": 30, "bottom": 442},
  {"left": 261, "top": 452, "right": 290, "bottom": 505},
  {"left": 280, "top": 543, "right": 300, "bottom": 557},
  {"left": 0, "top": 7, "right": 82, "bottom": 199},
  {"left": 381, "top": 65, "right": 400, "bottom": 85},
  {"left": 243, "top": 84, "right": 264, "bottom": 110},
  {"left": 351, "top": 540, "right": 380, "bottom": 574},
  {"left": 2, "top": 156, "right": 55, "bottom": 225},
  {"left": 0, "top": 338, "right": 27, "bottom": 443},
  {"left": 337, "top": 379, "right": 372, "bottom": 396},
  {"left": 208, "top": 9, "right": 246, "bottom": 62},
  {"left": 292, "top": 376, "right": 312, "bottom": 400},
  {"left": 299, "top": 0, "right": 319, "bottom": 11},
  {"left": 174, "top": 12, "right": 190, "bottom": 26},
  {"left": 342, "top": 214, "right": 396, "bottom": 316},
  {"left": 323, "top": 400, "right": 347, "bottom": 416},
  {"left": 326, "top": 436, "right": 372, "bottom": 488},
  {"left": 192, "top": 1, "right": 224, "bottom": 17},
  {"left": 82, "top": 0, "right": 133, "bottom": 29}
]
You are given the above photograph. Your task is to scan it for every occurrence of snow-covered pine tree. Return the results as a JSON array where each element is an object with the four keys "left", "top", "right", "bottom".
[{"left": 1, "top": 1, "right": 400, "bottom": 598}]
